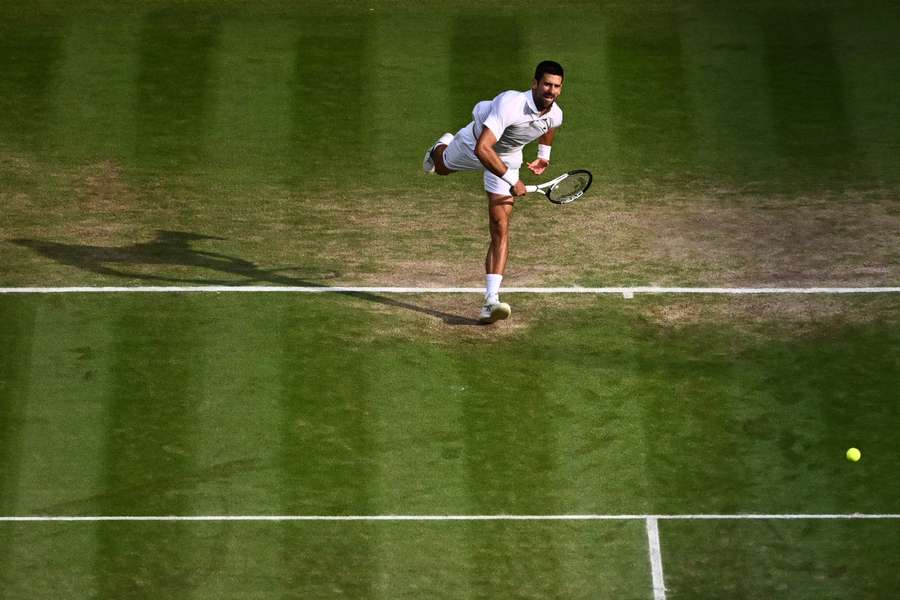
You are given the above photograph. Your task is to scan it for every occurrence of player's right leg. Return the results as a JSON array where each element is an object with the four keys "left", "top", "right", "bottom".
[
  {"left": 432, "top": 141, "right": 454, "bottom": 175},
  {"left": 423, "top": 133, "right": 454, "bottom": 174},
  {"left": 425, "top": 124, "right": 482, "bottom": 176}
]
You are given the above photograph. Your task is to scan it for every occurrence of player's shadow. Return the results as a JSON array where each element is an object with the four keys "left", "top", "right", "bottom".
[{"left": 10, "top": 231, "right": 481, "bottom": 325}]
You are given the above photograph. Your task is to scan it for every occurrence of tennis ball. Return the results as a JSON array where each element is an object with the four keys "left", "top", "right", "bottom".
[{"left": 846, "top": 447, "right": 861, "bottom": 462}]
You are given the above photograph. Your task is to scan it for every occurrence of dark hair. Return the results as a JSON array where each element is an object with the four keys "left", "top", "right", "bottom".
[{"left": 534, "top": 60, "right": 564, "bottom": 81}]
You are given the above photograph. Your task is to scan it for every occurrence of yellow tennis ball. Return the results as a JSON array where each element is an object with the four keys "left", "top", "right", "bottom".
[{"left": 846, "top": 447, "right": 861, "bottom": 462}]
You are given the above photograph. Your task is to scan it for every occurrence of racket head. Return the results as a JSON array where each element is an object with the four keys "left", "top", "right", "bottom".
[{"left": 546, "top": 169, "right": 592, "bottom": 204}]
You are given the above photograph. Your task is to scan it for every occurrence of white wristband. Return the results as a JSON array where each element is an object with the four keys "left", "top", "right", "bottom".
[
  {"left": 501, "top": 170, "right": 518, "bottom": 187},
  {"left": 537, "top": 144, "right": 552, "bottom": 161}
]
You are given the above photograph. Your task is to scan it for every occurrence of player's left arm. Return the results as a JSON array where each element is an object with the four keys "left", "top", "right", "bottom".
[{"left": 527, "top": 128, "right": 557, "bottom": 175}]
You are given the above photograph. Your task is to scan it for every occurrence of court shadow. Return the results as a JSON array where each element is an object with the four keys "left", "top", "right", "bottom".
[{"left": 10, "top": 231, "right": 481, "bottom": 326}]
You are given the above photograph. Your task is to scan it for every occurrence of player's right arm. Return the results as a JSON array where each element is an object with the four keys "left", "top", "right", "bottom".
[{"left": 475, "top": 128, "right": 526, "bottom": 197}]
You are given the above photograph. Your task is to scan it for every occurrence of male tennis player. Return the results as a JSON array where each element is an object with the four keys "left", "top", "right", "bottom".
[{"left": 423, "top": 60, "right": 564, "bottom": 324}]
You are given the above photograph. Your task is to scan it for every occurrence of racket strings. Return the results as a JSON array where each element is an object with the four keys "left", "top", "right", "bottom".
[{"left": 550, "top": 172, "right": 590, "bottom": 203}]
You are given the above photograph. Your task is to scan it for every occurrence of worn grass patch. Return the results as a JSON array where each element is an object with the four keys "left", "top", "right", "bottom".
[
  {"left": 4, "top": 149, "right": 900, "bottom": 289},
  {"left": 327, "top": 292, "right": 900, "bottom": 345},
  {"left": 515, "top": 184, "right": 900, "bottom": 287},
  {"left": 635, "top": 293, "right": 900, "bottom": 333}
]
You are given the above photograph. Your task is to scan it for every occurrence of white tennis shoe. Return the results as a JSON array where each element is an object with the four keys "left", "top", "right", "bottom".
[
  {"left": 422, "top": 132, "right": 454, "bottom": 174},
  {"left": 478, "top": 301, "right": 511, "bottom": 324}
]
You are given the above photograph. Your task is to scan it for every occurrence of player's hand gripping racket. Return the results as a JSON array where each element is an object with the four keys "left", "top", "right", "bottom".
[{"left": 514, "top": 169, "right": 593, "bottom": 204}]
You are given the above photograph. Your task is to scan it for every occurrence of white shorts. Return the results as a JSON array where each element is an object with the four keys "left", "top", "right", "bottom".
[{"left": 442, "top": 123, "right": 523, "bottom": 196}]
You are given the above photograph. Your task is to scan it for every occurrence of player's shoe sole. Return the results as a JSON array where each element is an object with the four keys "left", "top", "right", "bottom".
[
  {"left": 422, "top": 146, "right": 436, "bottom": 173},
  {"left": 478, "top": 302, "right": 511, "bottom": 324}
]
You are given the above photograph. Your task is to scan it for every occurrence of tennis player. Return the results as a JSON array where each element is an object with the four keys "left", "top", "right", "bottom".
[{"left": 423, "top": 60, "right": 564, "bottom": 324}]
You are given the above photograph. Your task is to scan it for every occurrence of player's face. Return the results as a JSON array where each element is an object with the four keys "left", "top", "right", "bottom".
[{"left": 532, "top": 74, "right": 563, "bottom": 110}]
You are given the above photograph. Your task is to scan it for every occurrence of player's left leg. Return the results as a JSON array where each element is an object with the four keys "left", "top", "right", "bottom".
[
  {"left": 485, "top": 193, "right": 514, "bottom": 276},
  {"left": 479, "top": 192, "right": 514, "bottom": 324}
]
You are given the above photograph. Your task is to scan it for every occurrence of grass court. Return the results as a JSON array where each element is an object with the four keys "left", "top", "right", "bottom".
[{"left": 2, "top": 1, "right": 900, "bottom": 598}]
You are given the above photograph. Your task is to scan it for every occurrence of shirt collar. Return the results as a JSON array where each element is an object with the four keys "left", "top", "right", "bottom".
[{"left": 524, "top": 89, "right": 540, "bottom": 114}]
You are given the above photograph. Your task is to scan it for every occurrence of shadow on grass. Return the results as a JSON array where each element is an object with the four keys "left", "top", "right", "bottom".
[{"left": 10, "top": 231, "right": 481, "bottom": 326}]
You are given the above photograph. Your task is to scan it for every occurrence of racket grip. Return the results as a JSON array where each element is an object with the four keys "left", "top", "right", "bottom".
[
  {"left": 510, "top": 185, "right": 536, "bottom": 196},
  {"left": 508, "top": 183, "right": 537, "bottom": 195}
]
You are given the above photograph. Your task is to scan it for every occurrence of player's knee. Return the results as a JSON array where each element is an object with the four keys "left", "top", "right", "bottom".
[{"left": 489, "top": 214, "right": 509, "bottom": 237}]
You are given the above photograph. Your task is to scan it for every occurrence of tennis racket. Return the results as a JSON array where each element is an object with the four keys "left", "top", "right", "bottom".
[{"left": 515, "top": 169, "right": 593, "bottom": 204}]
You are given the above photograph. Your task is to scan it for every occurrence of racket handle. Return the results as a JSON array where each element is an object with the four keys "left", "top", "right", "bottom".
[
  {"left": 508, "top": 183, "right": 539, "bottom": 195},
  {"left": 510, "top": 185, "right": 538, "bottom": 196}
]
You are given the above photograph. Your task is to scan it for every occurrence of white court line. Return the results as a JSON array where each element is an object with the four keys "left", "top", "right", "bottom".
[
  {"left": 1, "top": 286, "right": 900, "bottom": 295},
  {"left": 646, "top": 517, "right": 667, "bottom": 600},
  {"left": 2, "top": 513, "right": 899, "bottom": 522},
  {"left": 6, "top": 512, "right": 895, "bottom": 600}
]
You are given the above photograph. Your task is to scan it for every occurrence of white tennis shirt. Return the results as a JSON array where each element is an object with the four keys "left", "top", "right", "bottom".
[{"left": 472, "top": 89, "right": 563, "bottom": 155}]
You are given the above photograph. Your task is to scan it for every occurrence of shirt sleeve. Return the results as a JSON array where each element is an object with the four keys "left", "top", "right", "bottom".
[{"left": 480, "top": 91, "right": 516, "bottom": 141}]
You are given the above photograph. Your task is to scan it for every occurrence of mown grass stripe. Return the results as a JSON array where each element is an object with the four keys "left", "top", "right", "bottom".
[
  {"left": 275, "top": 297, "right": 378, "bottom": 597},
  {"left": 135, "top": 6, "right": 220, "bottom": 169},
  {"left": 95, "top": 296, "right": 200, "bottom": 598}
]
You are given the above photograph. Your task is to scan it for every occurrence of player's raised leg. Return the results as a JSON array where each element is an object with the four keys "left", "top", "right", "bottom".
[
  {"left": 423, "top": 133, "right": 455, "bottom": 174},
  {"left": 479, "top": 192, "right": 513, "bottom": 324}
]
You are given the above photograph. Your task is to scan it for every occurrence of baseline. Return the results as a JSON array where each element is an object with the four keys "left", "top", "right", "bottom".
[
  {"left": 2, "top": 513, "right": 899, "bottom": 522},
  {"left": 1, "top": 286, "right": 900, "bottom": 296}
]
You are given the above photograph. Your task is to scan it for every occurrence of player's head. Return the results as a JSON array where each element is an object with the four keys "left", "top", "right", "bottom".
[
  {"left": 532, "top": 60, "right": 564, "bottom": 110},
  {"left": 534, "top": 60, "right": 564, "bottom": 82}
]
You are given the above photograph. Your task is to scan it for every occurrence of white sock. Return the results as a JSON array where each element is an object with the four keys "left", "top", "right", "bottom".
[{"left": 485, "top": 273, "right": 503, "bottom": 303}]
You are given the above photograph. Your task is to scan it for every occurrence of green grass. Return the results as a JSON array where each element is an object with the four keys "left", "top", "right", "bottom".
[
  {"left": 4, "top": 0, "right": 900, "bottom": 289},
  {"left": 2, "top": 0, "right": 899, "bottom": 191},
  {"left": 662, "top": 519, "right": 900, "bottom": 599},
  {"left": 2, "top": 294, "right": 900, "bottom": 597},
  {"left": 3, "top": 1, "right": 900, "bottom": 597},
  {"left": 0, "top": 520, "right": 651, "bottom": 599}
]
